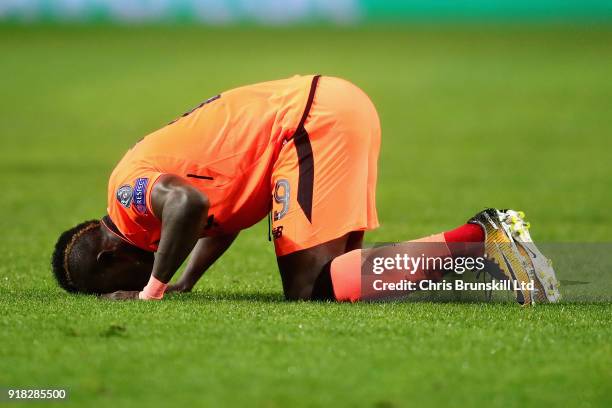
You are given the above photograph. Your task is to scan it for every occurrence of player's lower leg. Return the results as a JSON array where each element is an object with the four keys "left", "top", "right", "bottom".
[
  {"left": 329, "top": 223, "right": 483, "bottom": 302},
  {"left": 329, "top": 208, "right": 561, "bottom": 304}
]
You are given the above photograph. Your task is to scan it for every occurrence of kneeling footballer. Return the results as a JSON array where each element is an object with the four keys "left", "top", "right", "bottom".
[{"left": 52, "top": 75, "right": 560, "bottom": 304}]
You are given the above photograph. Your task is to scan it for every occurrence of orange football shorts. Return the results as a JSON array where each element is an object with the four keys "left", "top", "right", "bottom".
[{"left": 271, "top": 76, "right": 381, "bottom": 256}]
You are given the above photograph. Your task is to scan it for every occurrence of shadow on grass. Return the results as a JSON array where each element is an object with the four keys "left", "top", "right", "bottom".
[
  {"left": 166, "top": 290, "right": 286, "bottom": 303},
  {"left": 7, "top": 287, "right": 608, "bottom": 305}
]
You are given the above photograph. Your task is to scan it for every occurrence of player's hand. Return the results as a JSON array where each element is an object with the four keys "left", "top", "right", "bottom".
[{"left": 100, "top": 290, "right": 141, "bottom": 300}]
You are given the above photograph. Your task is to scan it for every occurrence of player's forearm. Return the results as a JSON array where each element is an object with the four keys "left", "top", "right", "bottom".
[
  {"left": 151, "top": 190, "right": 209, "bottom": 284},
  {"left": 175, "top": 233, "right": 239, "bottom": 290}
]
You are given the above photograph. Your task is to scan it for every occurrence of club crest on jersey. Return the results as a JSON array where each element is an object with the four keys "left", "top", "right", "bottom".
[
  {"left": 133, "top": 177, "right": 149, "bottom": 214},
  {"left": 116, "top": 185, "right": 133, "bottom": 208}
]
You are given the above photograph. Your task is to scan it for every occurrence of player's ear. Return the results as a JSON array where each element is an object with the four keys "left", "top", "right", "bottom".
[{"left": 96, "top": 250, "right": 114, "bottom": 265}]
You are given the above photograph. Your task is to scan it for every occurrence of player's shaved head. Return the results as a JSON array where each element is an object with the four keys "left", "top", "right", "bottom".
[{"left": 52, "top": 219, "right": 154, "bottom": 294}]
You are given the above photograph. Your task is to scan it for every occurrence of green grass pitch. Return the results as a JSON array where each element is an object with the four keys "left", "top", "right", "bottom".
[{"left": 0, "top": 25, "right": 610, "bottom": 407}]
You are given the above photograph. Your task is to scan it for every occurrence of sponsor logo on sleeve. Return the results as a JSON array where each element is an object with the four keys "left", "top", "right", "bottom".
[
  {"left": 133, "top": 177, "right": 149, "bottom": 214},
  {"left": 116, "top": 185, "right": 133, "bottom": 208}
]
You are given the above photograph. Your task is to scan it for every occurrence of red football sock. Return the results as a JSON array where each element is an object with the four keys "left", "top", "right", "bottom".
[{"left": 443, "top": 224, "right": 485, "bottom": 257}]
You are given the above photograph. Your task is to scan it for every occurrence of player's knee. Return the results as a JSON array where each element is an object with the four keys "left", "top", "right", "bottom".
[
  {"left": 282, "top": 265, "right": 334, "bottom": 301},
  {"left": 277, "top": 236, "right": 361, "bottom": 302},
  {"left": 283, "top": 283, "right": 315, "bottom": 301}
]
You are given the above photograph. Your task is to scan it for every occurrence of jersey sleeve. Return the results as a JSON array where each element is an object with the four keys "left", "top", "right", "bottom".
[{"left": 107, "top": 170, "right": 165, "bottom": 251}]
